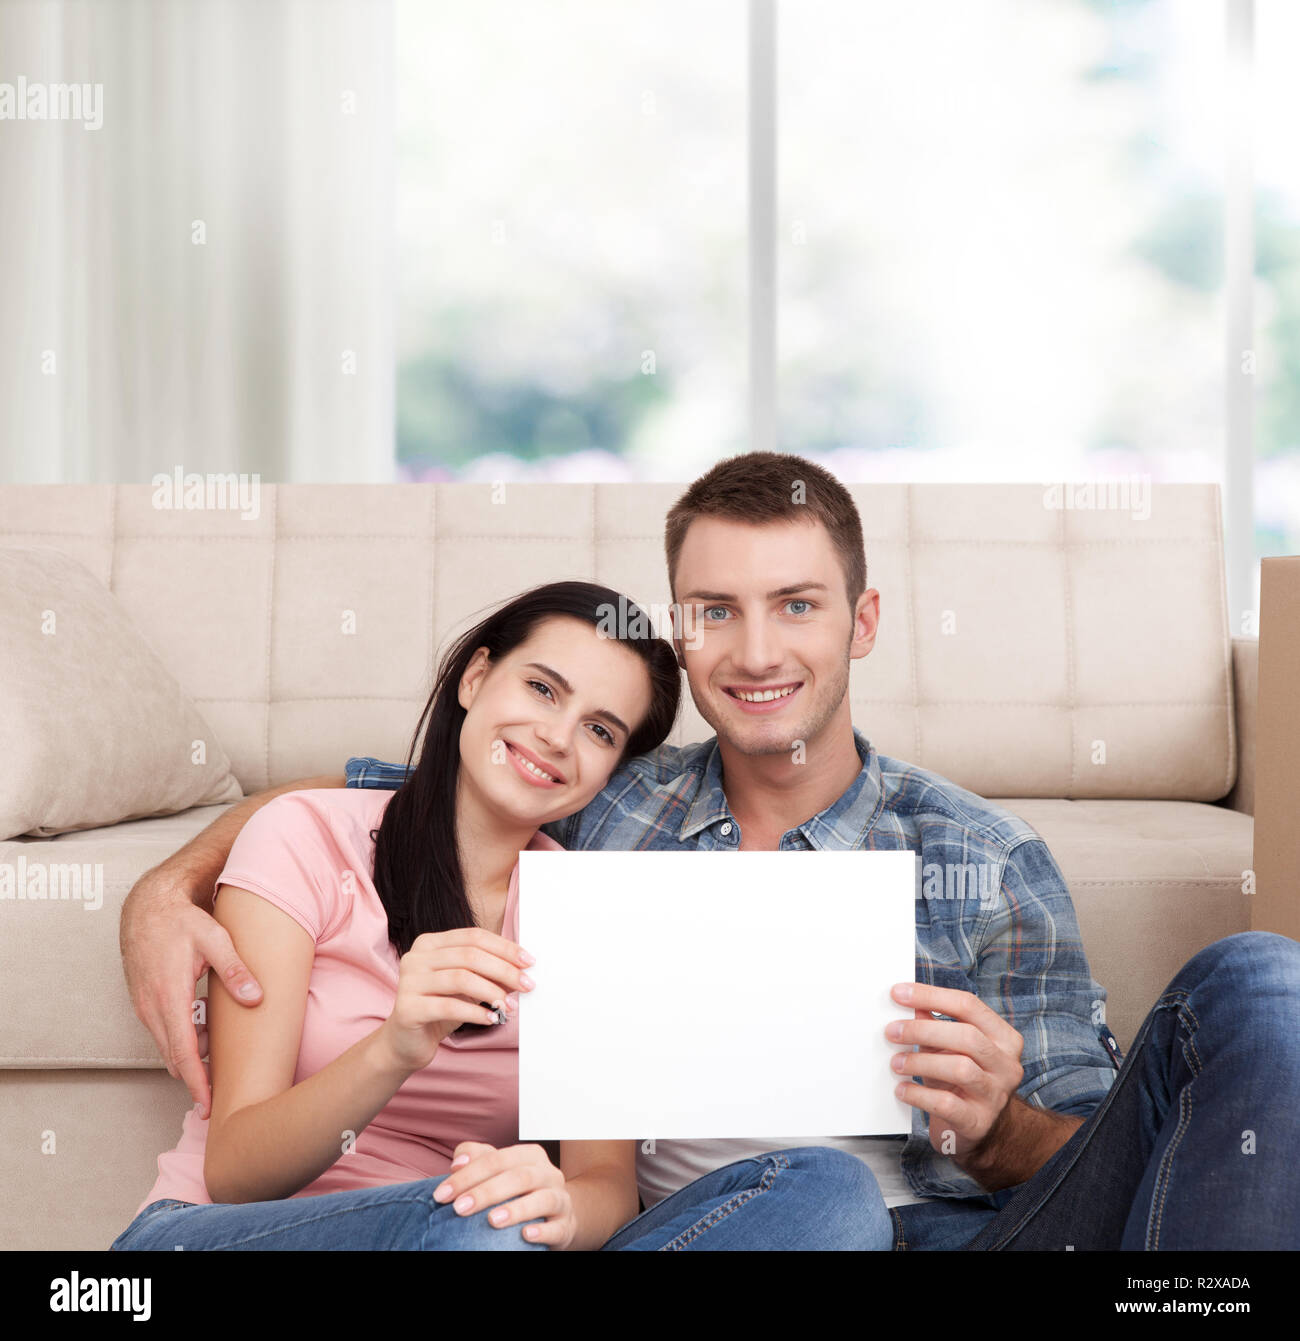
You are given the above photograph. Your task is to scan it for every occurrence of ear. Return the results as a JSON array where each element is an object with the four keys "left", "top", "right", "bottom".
[
  {"left": 457, "top": 647, "right": 492, "bottom": 711},
  {"left": 850, "top": 589, "right": 881, "bottom": 661}
]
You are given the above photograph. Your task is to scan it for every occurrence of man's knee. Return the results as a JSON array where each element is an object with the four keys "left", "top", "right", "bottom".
[{"left": 1186, "top": 930, "right": 1300, "bottom": 984}]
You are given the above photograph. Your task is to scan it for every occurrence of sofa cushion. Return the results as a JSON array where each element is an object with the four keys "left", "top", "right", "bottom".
[
  {"left": 996, "top": 799, "right": 1252, "bottom": 1050},
  {"left": 0, "top": 545, "right": 242, "bottom": 841},
  {"left": 0, "top": 803, "right": 239, "bottom": 1067}
]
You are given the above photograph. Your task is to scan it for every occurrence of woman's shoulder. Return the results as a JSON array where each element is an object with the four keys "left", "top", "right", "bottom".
[
  {"left": 257, "top": 785, "right": 393, "bottom": 823},
  {"left": 235, "top": 787, "right": 392, "bottom": 862}
]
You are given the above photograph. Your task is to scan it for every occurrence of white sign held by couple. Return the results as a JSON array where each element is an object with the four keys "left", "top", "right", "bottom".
[{"left": 517, "top": 850, "right": 917, "bottom": 1139}]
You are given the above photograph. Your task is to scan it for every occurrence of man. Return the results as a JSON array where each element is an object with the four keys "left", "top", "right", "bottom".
[{"left": 122, "top": 451, "right": 1300, "bottom": 1249}]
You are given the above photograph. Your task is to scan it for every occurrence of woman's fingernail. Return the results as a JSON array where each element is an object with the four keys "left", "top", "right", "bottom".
[
  {"left": 433, "top": 1182, "right": 453, "bottom": 1202},
  {"left": 489, "top": 1207, "right": 507, "bottom": 1226},
  {"left": 519, "top": 949, "right": 536, "bottom": 966},
  {"left": 519, "top": 972, "right": 535, "bottom": 990},
  {"left": 454, "top": 1195, "right": 474, "bottom": 1214},
  {"left": 238, "top": 983, "right": 259, "bottom": 999},
  {"left": 450, "top": 1154, "right": 469, "bottom": 1170}
]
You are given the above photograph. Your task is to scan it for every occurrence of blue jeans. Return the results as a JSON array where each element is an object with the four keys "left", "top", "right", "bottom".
[
  {"left": 111, "top": 1176, "right": 549, "bottom": 1251},
  {"left": 111, "top": 1146, "right": 890, "bottom": 1251},
  {"left": 892, "top": 931, "right": 1300, "bottom": 1250},
  {"left": 601, "top": 1145, "right": 892, "bottom": 1250}
]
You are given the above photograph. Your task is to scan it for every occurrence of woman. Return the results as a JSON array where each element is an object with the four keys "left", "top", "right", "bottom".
[{"left": 112, "top": 581, "right": 888, "bottom": 1251}]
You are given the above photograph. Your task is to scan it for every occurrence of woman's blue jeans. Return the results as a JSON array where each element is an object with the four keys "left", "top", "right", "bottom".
[
  {"left": 601, "top": 1145, "right": 890, "bottom": 1250},
  {"left": 110, "top": 1146, "right": 891, "bottom": 1251},
  {"left": 892, "top": 930, "right": 1300, "bottom": 1250}
]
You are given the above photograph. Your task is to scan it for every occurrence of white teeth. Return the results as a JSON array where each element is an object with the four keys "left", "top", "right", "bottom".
[
  {"left": 732, "top": 685, "right": 798, "bottom": 703},
  {"left": 511, "top": 746, "right": 555, "bottom": 781}
]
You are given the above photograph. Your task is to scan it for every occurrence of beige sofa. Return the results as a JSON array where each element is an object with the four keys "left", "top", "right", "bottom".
[{"left": 0, "top": 481, "right": 1258, "bottom": 1250}]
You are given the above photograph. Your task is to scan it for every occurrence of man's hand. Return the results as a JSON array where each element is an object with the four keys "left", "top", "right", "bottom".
[
  {"left": 118, "top": 774, "right": 345, "bottom": 1115},
  {"left": 120, "top": 863, "right": 264, "bottom": 1118},
  {"left": 885, "top": 981, "right": 1025, "bottom": 1166}
]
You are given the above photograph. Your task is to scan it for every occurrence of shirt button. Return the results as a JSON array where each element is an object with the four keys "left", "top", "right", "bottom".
[{"left": 719, "top": 822, "right": 733, "bottom": 837}]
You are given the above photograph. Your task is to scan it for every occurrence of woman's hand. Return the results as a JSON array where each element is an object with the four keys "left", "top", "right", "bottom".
[
  {"left": 377, "top": 927, "right": 535, "bottom": 1074},
  {"left": 433, "top": 1142, "right": 574, "bottom": 1248}
]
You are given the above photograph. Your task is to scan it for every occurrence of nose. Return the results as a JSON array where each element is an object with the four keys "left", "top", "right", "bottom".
[
  {"left": 733, "top": 614, "right": 783, "bottom": 679},
  {"left": 533, "top": 713, "right": 575, "bottom": 760}
]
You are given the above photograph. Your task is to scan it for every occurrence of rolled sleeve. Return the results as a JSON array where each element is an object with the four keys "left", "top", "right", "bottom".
[{"left": 976, "top": 836, "right": 1119, "bottom": 1118}]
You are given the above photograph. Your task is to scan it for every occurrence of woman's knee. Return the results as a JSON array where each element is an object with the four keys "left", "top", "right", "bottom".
[
  {"left": 771, "top": 1145, "right": 893, "bottom": 1250},
  {"left": 422, "top": 1199, "right": 547, "bottom": 1251}
]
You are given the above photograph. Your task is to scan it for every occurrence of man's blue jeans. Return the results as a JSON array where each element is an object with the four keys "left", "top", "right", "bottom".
[
  {"left": 892, "top": 931, "right": 1300, "bottom": 1250},
  {"left": 110, "top": 1146, "right": 890, "bottom": 1251}
]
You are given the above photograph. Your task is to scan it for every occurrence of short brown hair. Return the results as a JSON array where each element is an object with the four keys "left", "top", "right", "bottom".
[{"left": 664, "top": 452, "right": 867, "bottom": 607}]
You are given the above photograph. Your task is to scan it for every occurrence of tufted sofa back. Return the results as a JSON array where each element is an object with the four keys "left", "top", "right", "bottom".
[{"left": 0, "top": 481, "right": 1236, "bottom": 800}]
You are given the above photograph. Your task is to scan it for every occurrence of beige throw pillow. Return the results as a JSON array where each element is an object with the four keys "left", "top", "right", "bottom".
[{"left": 0, "top": 545, "right": 243, "bottom": 840}]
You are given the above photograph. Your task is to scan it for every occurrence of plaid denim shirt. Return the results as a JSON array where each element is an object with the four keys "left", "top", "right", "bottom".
[{"left": 346, "top": 727, "right": 1123, "bottom": 1200}]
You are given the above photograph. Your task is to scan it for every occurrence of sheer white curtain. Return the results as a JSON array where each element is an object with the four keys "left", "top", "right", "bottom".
[{"left": 0, "top": 0, "right": 394, "bottom": 483}]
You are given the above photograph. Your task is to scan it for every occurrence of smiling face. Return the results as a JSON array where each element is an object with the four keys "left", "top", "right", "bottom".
[
  {"left": 672, "top": 516, "right": 878, "bottom": 757},
  {"left": 455, "top": 615, "right": 655, "bottom": 828}
]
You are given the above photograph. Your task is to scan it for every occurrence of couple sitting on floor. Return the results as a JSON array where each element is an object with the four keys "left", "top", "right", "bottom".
[{"left": 113, "top": 452, "right": 1300, "bottom": 1251}]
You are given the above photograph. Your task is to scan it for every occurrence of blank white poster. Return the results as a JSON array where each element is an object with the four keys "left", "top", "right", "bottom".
[{"left": 517, "top": 849, "right": 917, "bottom": 1140}]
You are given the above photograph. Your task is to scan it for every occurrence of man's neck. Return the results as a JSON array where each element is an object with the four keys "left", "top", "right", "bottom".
[{"left": 717, "top": 711, "right": 863, "bottom": 843}]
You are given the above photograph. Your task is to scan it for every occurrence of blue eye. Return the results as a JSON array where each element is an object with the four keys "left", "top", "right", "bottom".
[
  {"left": 590, "top": 723, "right": 615, "bottom": 745},
  {"left": 527, "top": 679, "right": 554, "bottom": 700},
  {"left": 786, "top": 599, "right": 812, "bottom": 615},
  {"left": 703, "top": 606, "right": 729, "bottom": 621}
]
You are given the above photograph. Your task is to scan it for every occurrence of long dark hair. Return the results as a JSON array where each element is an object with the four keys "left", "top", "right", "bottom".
[{"left": 370, "top": 581, "right": 681, "bottom": 958}]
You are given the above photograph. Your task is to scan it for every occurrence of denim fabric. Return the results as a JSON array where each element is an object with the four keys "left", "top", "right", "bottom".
[
  {"left": 348, "top": 728, "right": 1123, "bottom": 1202},
  {"left": 110, "top": 1148, "right": 888, "bottom": 1252},
  {"left": 889, "top": 932, "right": 1300, "bottom": 1250},
  {"left": 110, "top": 1175, "right": 547, "bottom": 1251},
  {"left": 601, "top": 1146, "right": 893, "bottom": 1250}
]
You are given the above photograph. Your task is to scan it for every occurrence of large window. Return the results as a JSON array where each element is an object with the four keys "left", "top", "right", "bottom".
[
  {"left": 779, "top": 0, "right": 1224, "bottom": 476},
  {"left": 397, "top": 0, "right": 1296, "bottom": 607},
  {"left": 396, "top": 0, "right": 748, "bottom": 481},
  {"left": 1255, "top": 0, "right": 1300, "bottom": 570}
]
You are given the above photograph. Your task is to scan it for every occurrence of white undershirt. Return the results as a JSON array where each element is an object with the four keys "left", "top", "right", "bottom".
[{"left": 636, "top": 1134, "right": 941, "bottom": 1211}]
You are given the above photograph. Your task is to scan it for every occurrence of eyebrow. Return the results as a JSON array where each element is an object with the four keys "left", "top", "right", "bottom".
[
  {"left": 523, "top": 663, "right": 631, "bottom": 739},
  {"left": 678, "top": 581, "right": 830, "bottom": 602}
]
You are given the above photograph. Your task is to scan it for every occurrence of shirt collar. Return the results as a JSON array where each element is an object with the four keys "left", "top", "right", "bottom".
[{"left": 677, "top": 727, "right": 884, "bottom": 847}]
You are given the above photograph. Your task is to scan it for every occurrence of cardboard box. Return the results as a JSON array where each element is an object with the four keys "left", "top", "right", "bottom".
[{"left": 1252, "top": 555, "right": 1300, "bottom": 942}]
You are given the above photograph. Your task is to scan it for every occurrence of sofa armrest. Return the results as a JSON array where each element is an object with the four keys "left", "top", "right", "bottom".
[{"left": 1221, "top": 636, "right": 1258, "bottom": 816}]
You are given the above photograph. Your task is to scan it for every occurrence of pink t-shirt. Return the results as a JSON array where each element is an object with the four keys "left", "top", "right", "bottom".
[{"left": 136, "top": 788, "right": 562, "bottom": 1217}]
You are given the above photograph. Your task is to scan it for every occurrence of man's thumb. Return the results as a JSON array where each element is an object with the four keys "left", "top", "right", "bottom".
[{"left": 203, "top": 928, "right": 263, "bottom": 1004}]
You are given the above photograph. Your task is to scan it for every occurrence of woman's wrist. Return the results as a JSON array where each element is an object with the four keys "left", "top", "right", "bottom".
[{"left": 364, "top": 1023, "right": 420, "bottom": 1089}]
